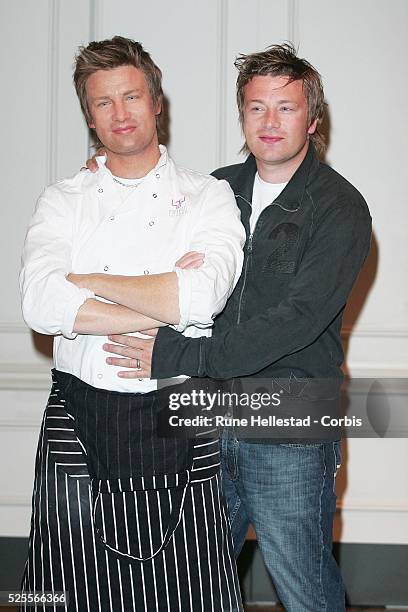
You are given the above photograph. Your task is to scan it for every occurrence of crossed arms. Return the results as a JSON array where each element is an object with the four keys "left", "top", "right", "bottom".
[
  {"left": 67, "top": 251, "right": 203, "bottom": 334},
  {"left": 20, "top": 179, "right": 245, "bottom": 338}
]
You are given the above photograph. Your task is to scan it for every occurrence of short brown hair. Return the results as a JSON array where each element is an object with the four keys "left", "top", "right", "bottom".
[
  {"left": 73, "top": 35, "right": 163, "bottom": 126},
  {"left": 235, "top": 42, "right": 326, "bottom": 154}
]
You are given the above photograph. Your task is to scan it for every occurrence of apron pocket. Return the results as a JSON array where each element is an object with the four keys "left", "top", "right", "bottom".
[
  {"left": 69, "top": 385, "right": 195, "bottom": 481},
  {"left": 91, "top": 472, "right": 190, "bottom": 563}
]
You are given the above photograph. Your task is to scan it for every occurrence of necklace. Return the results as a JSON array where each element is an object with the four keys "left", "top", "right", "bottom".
[{"left": 113, "top": 177, "right": 142, "bottom": 188}]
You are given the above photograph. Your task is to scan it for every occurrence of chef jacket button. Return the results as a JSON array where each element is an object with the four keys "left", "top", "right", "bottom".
[
  {"left": 155, "top": 173, "right": 160, "bottom": 179},
  {"left": 109, "top": 216, "right": 115, "bottom": 221},
  {"left": 104, "top": 266, "right": 109, "bottom": 271},
  {"left": 97, "top": 373, "right": 103, "bottom": 380},
  {"left": 152, "top": 193, "right": 157, "bottom": 198},
  {"left": 138, "top": 379, "right": 143, "bottom": 382},
  {"left": 98, "top": 188, "right": 103, "bottom": 193},
  {"left": 149, "top": 220, "right": 154, "bottom": 226},
  {"left": 144, "top": 269, "right": 149, "bottom": 275}
]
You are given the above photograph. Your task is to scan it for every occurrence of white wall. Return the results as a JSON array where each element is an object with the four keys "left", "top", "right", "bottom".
[{"left": 1, "top": 0, "right": 407, "bottom": 544}]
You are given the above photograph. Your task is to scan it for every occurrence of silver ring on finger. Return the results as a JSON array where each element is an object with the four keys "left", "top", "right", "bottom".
[{"left": 135, "top": 358, "right": 141, "bottom": 370}]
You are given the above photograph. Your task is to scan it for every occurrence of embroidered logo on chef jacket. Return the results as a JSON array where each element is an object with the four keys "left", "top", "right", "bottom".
[{"left": 169, "top": 195, "right": 189, "bottom": 217}]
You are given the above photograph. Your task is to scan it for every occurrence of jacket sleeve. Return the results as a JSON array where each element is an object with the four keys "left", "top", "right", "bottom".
[
  {"left": 152, "top": 196, "right": 372, "bottom": 378},
  {"left": 174, "top": 178, "right": 245, "bottom": 331},
  {"left": 19, "top": 186, "right": 94, "bottom": 338}
]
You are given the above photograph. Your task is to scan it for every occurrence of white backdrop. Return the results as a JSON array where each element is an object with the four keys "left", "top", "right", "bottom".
[{"left": 1, "top": 0, "right": 407, "bottom": 544}]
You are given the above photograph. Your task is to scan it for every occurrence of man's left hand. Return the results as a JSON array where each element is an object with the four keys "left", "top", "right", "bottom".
[{"left": 103, "top": 330, "right": 157, "bottom": 378}]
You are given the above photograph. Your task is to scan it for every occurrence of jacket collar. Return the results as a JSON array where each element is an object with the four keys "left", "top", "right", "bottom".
[
  {"left": 95, "top": 144, "right": 169, "bottom": 181},
  {"left": 232, "top": 154, "right": 258, "bottom": 205},
  {"left": 232, "top": 141, "right": 320, "bottom": 211}
]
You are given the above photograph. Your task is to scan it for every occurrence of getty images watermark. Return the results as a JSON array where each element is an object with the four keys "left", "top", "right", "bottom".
[
  {"left": 159, "top": 377, "right": 408, "bottom": 439},
  {"left": 167, "top": 387, "right": 361, "bottom": 430},
  {"left": 168, "top": 388, "right": 281, "bottom": 410}
]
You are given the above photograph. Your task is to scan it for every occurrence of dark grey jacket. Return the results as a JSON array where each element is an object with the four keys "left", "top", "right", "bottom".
[{"left": 152, "top": 143, "right": 371, "bottom": 395}]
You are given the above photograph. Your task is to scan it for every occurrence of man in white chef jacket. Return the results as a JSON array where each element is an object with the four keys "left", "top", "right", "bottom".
[{"left": 19, "top": 36, "right": 245, "bottom": 612}]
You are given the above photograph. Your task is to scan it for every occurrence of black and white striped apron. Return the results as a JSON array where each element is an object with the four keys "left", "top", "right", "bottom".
[{"left": 21, "top": 370, "right": 242, "bottom": 611}]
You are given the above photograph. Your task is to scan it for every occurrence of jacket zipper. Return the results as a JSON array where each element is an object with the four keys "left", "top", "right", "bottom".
[
  {"left": 235, "top": 191, "right": 290, "bottom": 326},
  {"left": 236, "top": 232, "right": 253, "bottom": 324}
]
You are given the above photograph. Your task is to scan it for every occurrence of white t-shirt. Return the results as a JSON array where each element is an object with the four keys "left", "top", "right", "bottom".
[
  {"left": 250, "top": 172, "right": 288, "bottom": 233},
  {"left": 112, "top": 174, "right": 144, "bottom": 202}
]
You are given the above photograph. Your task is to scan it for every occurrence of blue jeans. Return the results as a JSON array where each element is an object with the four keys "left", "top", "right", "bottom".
[{"left": 220, "top": 430, "right": 345, "bottom": 612}]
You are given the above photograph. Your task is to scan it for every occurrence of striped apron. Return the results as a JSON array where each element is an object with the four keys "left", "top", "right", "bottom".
[{"left": 21, "top": 370, "right": 242, "bottom": 611}]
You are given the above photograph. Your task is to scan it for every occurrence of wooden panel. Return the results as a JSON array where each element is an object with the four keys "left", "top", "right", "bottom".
[
  {"left": 97, "top": 0, "right": 222, "bottom": 173},
  {"left": 298, "top": 0, "right": 408, "bottom": 336},
  {"left": 224, "top": 0, "right": 290, "bottom": 165}
]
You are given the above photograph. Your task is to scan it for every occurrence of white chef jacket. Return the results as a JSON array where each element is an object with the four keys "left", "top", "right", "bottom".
[{"left": 20, "top": 146, "right": 245, "bottom": 392}]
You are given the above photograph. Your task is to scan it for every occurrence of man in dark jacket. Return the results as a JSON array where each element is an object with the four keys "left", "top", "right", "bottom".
[{"left": 101, "top": 44, "right": 372, "bottom": 611}]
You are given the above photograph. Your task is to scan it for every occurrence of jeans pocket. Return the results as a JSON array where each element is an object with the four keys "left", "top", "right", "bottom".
[
  {"left": 279, "top": 442, "right": 324, "bottom": 449},
  {"left": 333, "top": 440, "right": 342, "bottom": 485}
]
